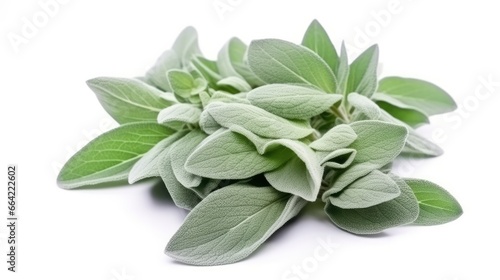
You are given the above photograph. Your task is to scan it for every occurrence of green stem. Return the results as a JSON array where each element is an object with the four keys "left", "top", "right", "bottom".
[{"left": 330, "top": 106, "right": 349, "bottom": 123}]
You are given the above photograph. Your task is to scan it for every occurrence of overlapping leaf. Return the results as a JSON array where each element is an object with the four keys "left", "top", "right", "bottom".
[{"left": 58, "top": 20, "right": 463, "bottom": 266}]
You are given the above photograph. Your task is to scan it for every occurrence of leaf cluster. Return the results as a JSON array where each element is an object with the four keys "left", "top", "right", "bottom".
[{"left": 57, "top": 20, "right": 462, "bottom": 265}]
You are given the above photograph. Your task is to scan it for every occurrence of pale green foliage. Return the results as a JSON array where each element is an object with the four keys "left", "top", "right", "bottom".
[
  {"left": 346, "top": 45, "right": 379, "bottom": 97},
  {"left": 377, "top": 77, "right": 457, "bottom": 116},
  {"left": 247, "top": 84, "right": 342, "bottom": 119},
  {"left": 248, "top": 39, "right": 336, "bottom": 92},
  {"left": 405, "top": 179, "right": 463, "bottom": 225},
  {"left": 58, "top": 20, "right": 462, "bottom": 266},
  {"left": 57, "top": 123, "right": 175, "bottom": 189},
  {"left": 328, "top": 170, "right": 400, "bottom": 209},
  {"left": 185, "top": 129, "right": 290, "bottom": 179},
  {"left": 87, "top": 77, "right": 176, "bottom": 124},
  {"left": 166, "top": 184, "right": 306, "bottom": 265},
  {"left": 325, "top": 175, "right": 419, "bottom": 234}
]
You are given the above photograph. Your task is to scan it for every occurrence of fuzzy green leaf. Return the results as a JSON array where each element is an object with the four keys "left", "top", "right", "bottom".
[
  {"left": 403, "top": 130, "right": 444, "bottom": 157},
  {"left": 377, "top": 110, "right": 443, "bottom": 157},
  {"left": 319, "top": 148, "right": 357, "bottom": 169},
  {"left": 348, "top": 92, "right": 382, "bottom": 119},
  {"left": 157, "top": 103, "right": 202, "bottom": 128},
  {"left": 337, "top": 42, "right": 349, "bottom": 94},
  {"left": 169, "top": 130, "right": 206, "bottom": 188},
  {"left": 302, "top": 19, "right": 339, "bottom": 75},
  {"left": 328, "top": 170, "right": 401, "bottom": 209},
  {"left": 87, "top": 77, "right": 176, "bottom": 124},
  {"left": 218, "top": 37, "right": 264, "bottom": 87},
  {"left": 146, "top": 50, "right": 180, "bottom": 91},
  {"left": 128, "top": 131, "right": 187, "bottom": 184},
  {"left": 58, "top": 123, "right": 175, "bottom": 189},
  {"left": 265, "top": 142, "right": 323, "bottom": 201},
  {"left": 378, "top": 77, "right": 457, "bottom": 116},
  {"left": 191, "top": 179, "right": 221, "bottom": 199},
  {"left": 217, "top": 76, "right": 252, "bottom": 92},
  {"left": 405, "top": 179, "right": 462, "bottom": 225},
  {"left": 218, "top": 37, "right": 245, "bottom": 78},
  {"left": 346, "top": 45, "right": 379, "bottom": 97},
  {"left": 185, "top": 129, "right": 290, "bottom": 179},
  {"left": 325, "top": 174, "right": 419, "bottom": 234},
  {"left": 323, "top": 121, "right": 408, "bottom": 198},
  {"left": 199, "top": 109, "right": 222, "bottom": 134},
  {"left": 167, "top": 69, "right": 206, "bottom": 100},
  {"left": 172, "top": 26, "right": 202, "bottom": 68},
  {"left": 191, "top": 56, "right": 222, "bottom": 88},
  {"left": 166, "top": 184, "right": 306, "bottom": 265},
  {"left": 247, "top": 84, "right": 342, "bottom": 119},
  {"left": 208, "top": 91, "right": 251, "bottom": 105},
  {"left": 248, "top": 39, "right": 336, "bottom": 92},
  {"left": 376, "top": 99, "right": 430, "bottom": 128},
  {"left": 205, "top": 102, "right": 314, "bottom": 139},
  {"left": 158, "top": 149, "right": 201, "bottom": 210},
  {"left": 310, "top": 124, "right": 357, "bottom": 152}
]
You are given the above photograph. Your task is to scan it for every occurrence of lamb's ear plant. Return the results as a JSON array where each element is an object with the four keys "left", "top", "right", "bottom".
[{"left": 57, "top": 19, "right": 462, "bottom": 266}]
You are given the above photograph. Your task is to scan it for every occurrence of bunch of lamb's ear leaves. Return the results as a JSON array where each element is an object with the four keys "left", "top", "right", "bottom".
[{"left": 57, "top": 19, "right": 463, "bottom": 266}]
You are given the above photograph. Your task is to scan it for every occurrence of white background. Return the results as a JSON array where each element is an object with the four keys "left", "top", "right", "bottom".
[{"left": 1, "top": 0, "right": 499, "bottom": 279}]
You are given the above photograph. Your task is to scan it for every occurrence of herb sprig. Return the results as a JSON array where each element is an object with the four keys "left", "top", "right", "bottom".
[{"left": 57, "top": 20, "right": 462, "bottom": 266}]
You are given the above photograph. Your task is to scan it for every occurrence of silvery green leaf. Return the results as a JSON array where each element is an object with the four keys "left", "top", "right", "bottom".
[
  {"left": 348, "top": 92, "right": 382, "bottom": 119},
  {"left": 226, "top": 124, "right": 270, "bottom": 152},
  {"left": 157, "top": 103, "right": 202, "bottom": 128},
  {"left": 205, "top": 102, "right": 314, "bottom": 139},
  {"left": 403, "top": 129, "right": 443, "bottom": 156},
  {"left": 208, "top": 91, "right": 251, "bottom": 105},
  {"left": 227, "top": 125, "right": 327, "bottom": 200},
  {"left": 165, "top": 184, "right": 306, "bottom": 265},
  {"left": 158, "top": 149, "right": 200, "bottom": 210},
  {"left": 323, "top": 121, "right": 408, "bottom": 198},
  {"left": 310, "top": 124, "right": 357, "bottom": 151},
  {"left": 218, "top": 37, "right": 247, "bottom": 78},
  {"left": 301, "top": 19, "right": 339, "bottom": 75},
  {"left": 87, "top": 77, "right": 176, "bottom": 124},
  {"left": 232, "top": 62, "right": 265, "bottom": 89},
  {"left": 247, "top": 84, "right": 342, "bottom": 120},
  {"left": 185, "top": 129, "right": 290, "bottom": 179},
  {"left": 319, "top": 148, "right": 357, "bottom": 169},
  {"left": 229, "top": 124, "right": 314, "bottom": 157},
  {"left": 199, "top": 110, "right": 222, "bottom": 134},
  {"left": 265, "top": 141, "right": 323, "bottom": 201},
  {"left": 325, "top": 174, "right": 419, "bottom": 234},
  {"left": 146, "top": 50, "right": 180, "bottom": 91},
  {"left": 169, "top": 130, "right": 206, "bottom": 188},
  {"left": 378, "top": 110, "right": 443, "bottom": 157},
  {"left": 167, "top": 69, "right": 207, "bottom": 101},
  {"left": 191, "top": 179, "right": 221, "bottom": 199},
  {"left": 346, "top": 45, "right": 379, "bottom": 97},
  {"left": 199, "top": 91, "right": 211, "bottom": 108},
  {"left": 128, "top": 131, "right": 187, "bottom": 184},
  {"left": 191, "top": 56, "right": 222, "bottom": 88},
  {"left": 248, "top": 39, "right": 336, "bottom": 92},
  {"left": 337, "top": 42, "right": 349, "bottom": 94},
  {"left": 217, "top": 76, "right": 252, "bottom": 92},
  {"left": 58, "top": 123, "right": 175, "bottom": 189},
  {"left": 188, "top": 94, "right": 202, "bottom": 105},
  {"left": 328, "top": 170, "right": 401, "bottom": 209},
  {"left": 405, "top": 178, "right": 462, "bottom": 225},
  {"left": 217, "top": 37, "right": 264, "bottom": 87},
  {"left": 172, "top": 26, "right": 202, "bottom": 68},
  {"left": 377, "top": 77, "right": 457, "bottom": 116},
  {"left": 376, "top": 99, "right": 429, "bottom": 128}
]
